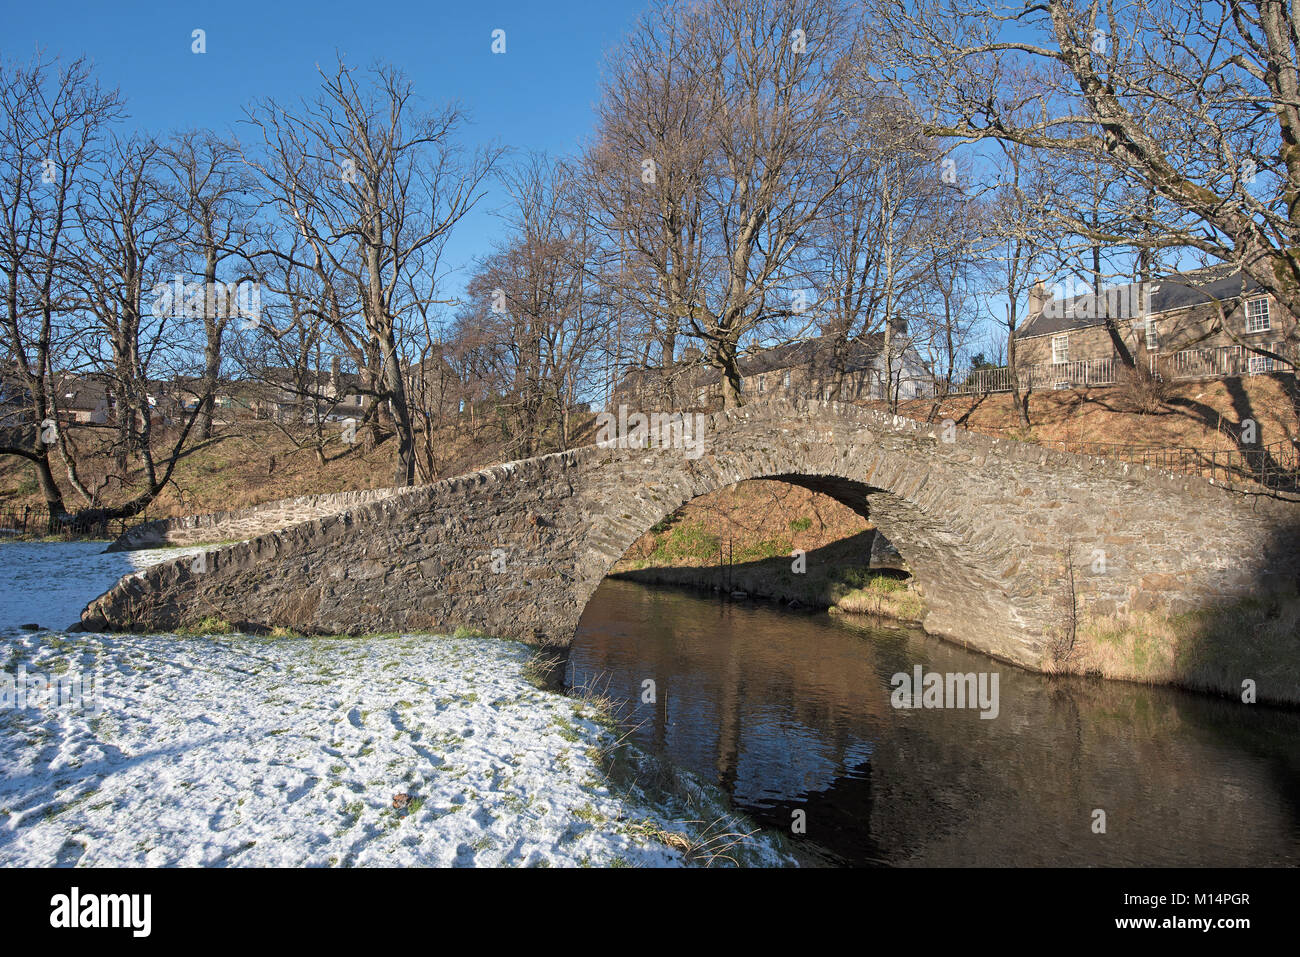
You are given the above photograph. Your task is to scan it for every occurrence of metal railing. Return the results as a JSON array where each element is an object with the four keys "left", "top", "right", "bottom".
[
  {"left": 0, "top": 505, "right": 139, "bottom": 540},
  {"left": 1156, "top": 342, "right": 1291, "bottom": 380},
  {"left": 946, "top": 342, "right": 1295, "bottom": 395},
  {"left": 1045, "top": 438, "right": 1300, "bottom": 492}
]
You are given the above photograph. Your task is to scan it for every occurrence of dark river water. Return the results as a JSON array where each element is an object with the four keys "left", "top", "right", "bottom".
[{"left": 569, "top": 578, "right": 1300, "bottom": 867}]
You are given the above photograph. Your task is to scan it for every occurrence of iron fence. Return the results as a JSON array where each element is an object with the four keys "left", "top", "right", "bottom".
[
  {"left": 0, "top": 505, "right": 140, "bottom": 541},
  {"left": 1047, "top": 438, "right": 1300, "bottom": 492},
  {"left": 945, "top": 342, "right": 1295, "bottom": 396}
]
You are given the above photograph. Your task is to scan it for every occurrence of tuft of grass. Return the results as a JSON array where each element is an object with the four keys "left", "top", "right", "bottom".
[
  {"left": 830, "top": 573, "right": 925, "bottom": 621},
  {"left": 647, "top": 520, "right": 720, "bottom": 566},
  {"left": 174, "top": 616, "right": 237, "bottom": 635},
  {"left": 732, "top": 537, "right": 792, "bottom": 564}
]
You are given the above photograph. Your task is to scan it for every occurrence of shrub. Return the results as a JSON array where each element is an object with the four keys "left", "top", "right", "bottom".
[{"left": 1116, "top": 359, "right": 1175, "bottom": 414}]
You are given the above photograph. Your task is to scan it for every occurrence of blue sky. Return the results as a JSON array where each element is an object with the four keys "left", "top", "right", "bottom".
[{"left": 2, "top": 0, "right": 648, "bottom": 300}]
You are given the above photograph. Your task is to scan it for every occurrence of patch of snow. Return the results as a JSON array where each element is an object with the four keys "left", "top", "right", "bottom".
[{"left": 0, "top": 543, "right": 793, "bottom": 867}]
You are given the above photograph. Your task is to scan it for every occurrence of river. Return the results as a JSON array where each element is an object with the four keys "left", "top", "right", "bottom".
[{"left": 570, "top": 578, "right": 1300, "bottom": 867}]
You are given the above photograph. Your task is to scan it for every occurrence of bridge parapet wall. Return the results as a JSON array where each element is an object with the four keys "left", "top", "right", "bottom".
[{"left": 106, "top": 487, "right": 407, "bottom": 551}]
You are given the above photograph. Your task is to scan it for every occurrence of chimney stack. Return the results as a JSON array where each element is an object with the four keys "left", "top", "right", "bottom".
[{"left": 1028, "top": 280, "right": 1051, "bottom": 319}]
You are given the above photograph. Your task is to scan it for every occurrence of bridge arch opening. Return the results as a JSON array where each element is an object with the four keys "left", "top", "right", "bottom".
[
  {"left": 567, "top": 430, "right": 1039, "bottom": 665},
  {"left": 584, "top": 476, "right": 915, "bottom": 614}
]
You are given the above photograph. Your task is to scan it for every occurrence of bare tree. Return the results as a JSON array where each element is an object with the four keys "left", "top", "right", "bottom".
[
  {"left": 231, "top": 241, "right": 359, "bottom": 466},
  {"left": 814, "top": 96, "right": 956, "bottom": 407},
  {"left": 591, "top": 0, "right": 863, "bottom": 408},
  {"left": 73, "top": 133, "right": 177, "bottom": 477},
  {"left": 162, "top": 130, "right": 258, "bottom": 441},
  {"left": 64, "top": 132, "right": 213, "bottom": 518},
  {"left": 242, "top": 56, "right": 499, "bottom": 486},
  {"left": 463, "top": 155, "right": 608, "bottom": 457},
  {"left": 0, "top": 53, "right": 122, "bottom": 516},
  {"left": 913, "top": 202, "right": 983, "bottom": 414},
  {"left": 981, "top": 138, "right": 1053, "bottom": 428},
  {"left": 585, "top": 0, "right": 716, "bottom": 408},
  {"left": 872, "top": 0, "right": 1300, "bottom": 368}
]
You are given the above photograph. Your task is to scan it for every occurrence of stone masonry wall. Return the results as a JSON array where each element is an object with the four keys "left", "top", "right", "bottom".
[{"left": 1016, "top": 292, "right": 1294, "bottom": 373}]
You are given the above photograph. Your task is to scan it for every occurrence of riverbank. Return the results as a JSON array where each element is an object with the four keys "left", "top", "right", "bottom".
[
  {"left": 613, "top": 529, "right": 925, "bottom": 622},
  {"left": 0, "top": 543, "right": 793, "bottom": 867},
  {"left": 614, "top": 526, "right": 1300, "bottom": 707},
  {"left": 1051, "top": 591, "right": 1300, "bottom": 707}
]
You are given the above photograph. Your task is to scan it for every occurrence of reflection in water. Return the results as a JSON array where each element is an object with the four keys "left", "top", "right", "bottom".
[{"left": 570, "top": 579, "right": 1300, "bottom": 866}]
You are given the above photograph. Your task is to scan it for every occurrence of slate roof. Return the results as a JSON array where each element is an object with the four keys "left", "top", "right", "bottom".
[
  {"left": 54, "top": 376, "right": 111, "bottom": 412},
  {"left": 681, "top": 333, "right": 891, "bottom": 388}
]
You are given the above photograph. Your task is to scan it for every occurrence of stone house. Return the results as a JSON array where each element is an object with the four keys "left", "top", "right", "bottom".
[
  {"left": 218, "top": 360, "right": 368, "bottom": 424},
  {"left": 1014, "top": 266, "right": 1297, "bottom": 388},
  {"left": 54, "top": 376, "right": 184, "bottom": 428},
  {"left": 406, "top": 351, "right": 468, "bottom": 417},
  {"left": 613, "top": 334, "right": 934, "bottom": 410}
]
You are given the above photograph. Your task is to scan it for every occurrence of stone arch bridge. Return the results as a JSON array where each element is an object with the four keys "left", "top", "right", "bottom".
[{"left": 81, "top": 400, "right": 1300, "bottom": 670}]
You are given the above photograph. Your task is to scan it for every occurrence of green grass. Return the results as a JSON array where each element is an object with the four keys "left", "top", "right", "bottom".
[
  {"left": 732, "top": 537, "right": 793, "bottom": 564},
  {"left": 647, "top": 520, "right": 720, "bottom": 566},
  {"left": 174, "top": 616, "right": 237, "bottom": 635}
]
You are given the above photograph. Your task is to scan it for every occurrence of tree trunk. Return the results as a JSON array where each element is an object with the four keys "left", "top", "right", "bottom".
[
  {"left": 1007, "top": 326, "right": 1031, "bottom": 428},
  {"left": 716, "top": 340, "right": 743, "bottom": 409},
  {"left": 32, "top": 452, "right": 66, "bottom": 516}
]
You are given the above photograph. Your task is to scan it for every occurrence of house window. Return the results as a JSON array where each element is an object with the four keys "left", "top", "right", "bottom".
[
  {"left": 1145, "top": 320, "right": 1159, "bottom": 352},
  {"left": 757, "top": 376, "right": 765, "bottom": 392},
  {"left": 1051, "top": 334, "right": 1070, "bottom": 364},
  {"left": 1248, "top": 354, "right": 1274, "bottom": 375},
  {"left": 782, "top": 370, "right": 791, "bottom": 389},
  {"left": 1246, "top": 297, "right": 1271, "bottom": 333}
]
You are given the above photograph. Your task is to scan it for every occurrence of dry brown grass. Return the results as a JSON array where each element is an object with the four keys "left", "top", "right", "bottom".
[
  {"left": 1048, "top": 590, "right": 1300, "bottom": 705},
  {"left": 0, "top": 417, "right": 517, "bottom": 519},
  {"left": 616, "top": 478, "right": 870, "bottom": 569},
  {"left": 875, "top": 375, "right": 1298, "bottom": 452}
]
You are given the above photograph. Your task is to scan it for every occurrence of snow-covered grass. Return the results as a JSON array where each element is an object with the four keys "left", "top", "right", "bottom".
[{"left": 0, "top": 542, "right": 793, "bottom": 867}]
